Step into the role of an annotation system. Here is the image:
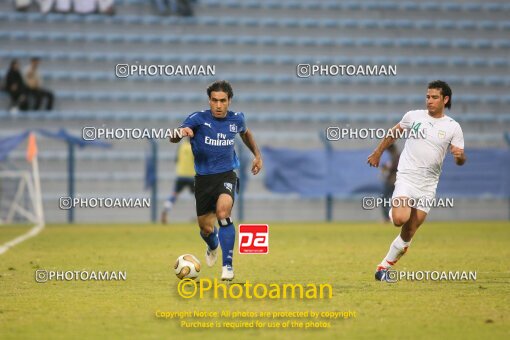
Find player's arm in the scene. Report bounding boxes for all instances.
[367,123,404,168]
[170,127,194,143]
[450,145,466,166]
[240,128,263,175]
[450,124,466,166]
[171,113,199,143]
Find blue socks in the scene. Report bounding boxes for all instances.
[200,221,235,267]
[200,226,219,250]
[218,222,235,267]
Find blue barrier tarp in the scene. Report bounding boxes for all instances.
[0,129,111,161]
[263,147,510,198]
[0,131,30,162]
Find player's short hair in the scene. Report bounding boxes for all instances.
[428,80,452,109]
[207,80,234,99]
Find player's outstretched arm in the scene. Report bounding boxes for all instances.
[170,127,194,143]
[450,145,466,166]
[240,128,263,175]
[367,123,403,167]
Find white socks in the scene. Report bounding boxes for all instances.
[164,200,173,211]
[380,235,411,268]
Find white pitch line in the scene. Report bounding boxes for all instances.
[0,222,45,255]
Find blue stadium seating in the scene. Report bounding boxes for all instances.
[2,0,509,222]
[2,50,509,69]
[2,12,509,31]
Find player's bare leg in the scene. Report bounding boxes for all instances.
[400,208,427,242]
[376,197,411,280]
[197,212,216,234]
[216,193,235,280]
[380,197,412,268]
[161,191,178,224]
[389,196,412,227]
[376,206,428,281]
[216,193,233,221]
[197,212,219,267]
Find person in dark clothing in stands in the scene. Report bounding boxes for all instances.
[153,0,194,16]
[5,59,29,114]
[381,144,400,222]
[25,57,54,111]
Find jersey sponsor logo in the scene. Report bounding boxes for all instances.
[204,136,234,146]
[229,124,238,133]
[239,224,269,254]
[224,182,233,192]
[438,130,446,139]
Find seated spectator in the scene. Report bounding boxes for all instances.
[16,0,115,14]
[73,0,96,14]
[153,0,194,16]
[153,0,173,15]
[14,0,32,11]
[15,0,57,14]
[55,0,72,13]
[24,57,54,111]
[97,0,115,15]
[74,0,115,15]
[5,59,29,114]
[37,0,55,13]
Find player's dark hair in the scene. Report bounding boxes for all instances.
[428,80,452,109]
[207,80,234,99]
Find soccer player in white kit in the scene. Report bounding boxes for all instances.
[367,80,466,281]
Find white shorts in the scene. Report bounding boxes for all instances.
[391,178,436,214]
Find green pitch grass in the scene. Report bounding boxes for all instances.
[0,221,509,339]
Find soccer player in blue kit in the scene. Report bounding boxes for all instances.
[170,80,263,280]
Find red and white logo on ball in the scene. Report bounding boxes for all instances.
[239,224,269,254]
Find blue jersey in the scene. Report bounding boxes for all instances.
[180,109,247,175]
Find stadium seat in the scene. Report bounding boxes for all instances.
[5,0,510,229]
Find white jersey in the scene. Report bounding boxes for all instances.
[396,109,464,190]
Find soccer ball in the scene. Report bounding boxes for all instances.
[174,254,201,280]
